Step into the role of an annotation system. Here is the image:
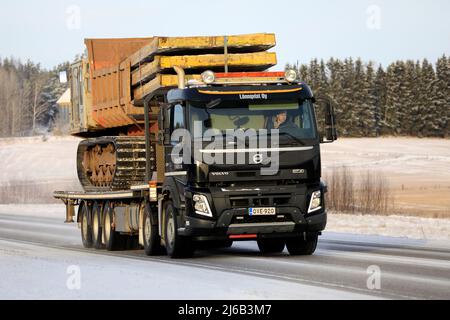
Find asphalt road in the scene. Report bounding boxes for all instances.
[0,212,449,300]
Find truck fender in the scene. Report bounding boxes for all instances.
[161,177,184,209]
[159,178,185,238]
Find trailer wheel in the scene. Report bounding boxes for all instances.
[257,239,286,254]
[164,201,194,259]
[91,201,103,249]
[286,235,318,256]
[143,202,164,256]
[79,201,93,248]
[103,202,123,251]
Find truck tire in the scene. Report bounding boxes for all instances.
[286,235,318,256]
[91,201,104,249]
[257,239,285,254]
[79,201,93,248]
[142,202,164,256]
[103,202,123,251]
[164,201,194,259]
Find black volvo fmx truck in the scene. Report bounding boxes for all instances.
[55,69,337,258]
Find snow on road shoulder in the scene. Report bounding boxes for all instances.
[327,212,450,241]
[0,204,65,219]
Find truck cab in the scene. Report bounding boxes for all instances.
[154,70,337,257]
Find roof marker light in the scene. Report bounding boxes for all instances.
[285,69,298,83]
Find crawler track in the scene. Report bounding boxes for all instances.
[77,136,155,192]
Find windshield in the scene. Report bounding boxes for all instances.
[188,99,318,143]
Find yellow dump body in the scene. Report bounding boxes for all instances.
[70,33,277,136]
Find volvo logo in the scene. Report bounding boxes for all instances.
[211,172,230,176]
[253,154,264,164]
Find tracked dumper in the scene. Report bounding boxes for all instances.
[55,33,337,258]
[77,137,154,191]
[70,34,277,191]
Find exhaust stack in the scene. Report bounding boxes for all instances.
[173,66,186,89]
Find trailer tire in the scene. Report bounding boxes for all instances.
[164,201,194,259]
[257,238,286,254]
[103,202,123,251]
[143,202,164,256]
[91,201,103,249]
[286,235,318,256]
[80,201,93,248]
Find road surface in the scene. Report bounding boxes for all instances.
[0,211,449,300]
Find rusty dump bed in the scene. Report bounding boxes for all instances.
[76,33,277,136]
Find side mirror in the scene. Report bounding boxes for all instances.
[59,71,68,84]
[322,101,338,143]
[325,127,338,141]
[158,104,171,146]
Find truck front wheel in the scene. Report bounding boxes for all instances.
[286,235,318,256]
[164,201,194,259]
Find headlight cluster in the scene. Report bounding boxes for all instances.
[308,190,322,213]
[193,194,213,217]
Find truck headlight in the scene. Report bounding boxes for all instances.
[193,194,213,217]
[308,191,322,213]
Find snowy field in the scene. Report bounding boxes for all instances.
[321,137,450,218]
[0,136,449,240]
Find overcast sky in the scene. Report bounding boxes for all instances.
[0,0,449,69]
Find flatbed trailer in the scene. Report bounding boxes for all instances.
[55,181,162,252]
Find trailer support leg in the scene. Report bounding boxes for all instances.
[64,200,76,223]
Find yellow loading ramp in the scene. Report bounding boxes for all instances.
[128,33,276,68]
[131,52,277,87]
[132,52,278,101]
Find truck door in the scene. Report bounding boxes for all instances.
[164,104,188,180]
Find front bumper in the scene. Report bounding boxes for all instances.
[178,209,327,241]
[179,183,327,241]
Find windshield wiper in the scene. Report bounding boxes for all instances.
[206,99,222,109]
[277,132,306,146]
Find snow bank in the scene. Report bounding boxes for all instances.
[1,205,449,241]
[327,212,450,241]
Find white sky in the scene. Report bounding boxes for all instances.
[0,0,449,69]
